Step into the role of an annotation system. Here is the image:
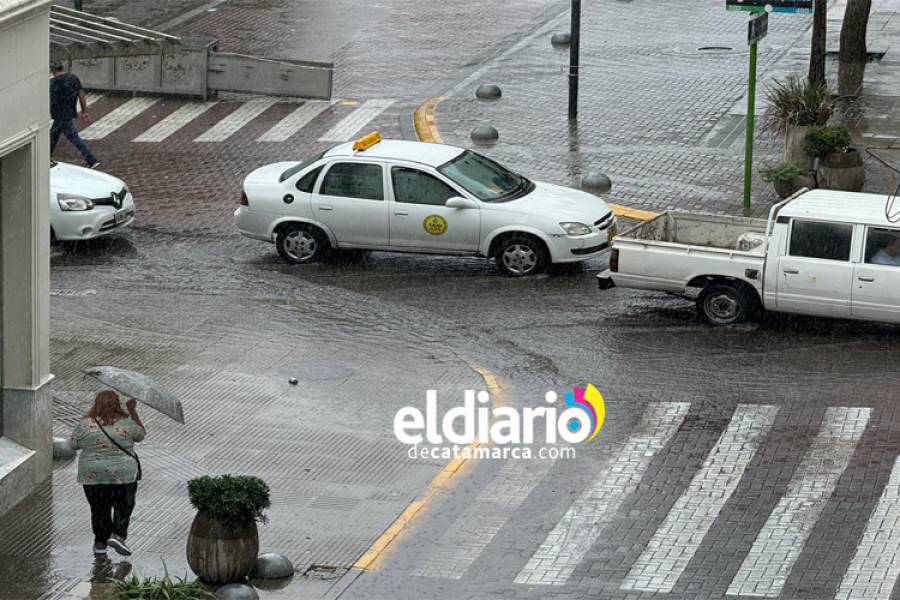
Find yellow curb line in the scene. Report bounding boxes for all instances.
[412,97,658,222]
[352,360,508,571]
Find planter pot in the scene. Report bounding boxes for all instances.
[784,125,813,168]
[772,173,816,200]
[816,148,865,192]
[187,512,259,584]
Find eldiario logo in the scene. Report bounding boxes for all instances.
[394,384,605,459]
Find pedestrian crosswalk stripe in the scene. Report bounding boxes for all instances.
[620,404,779,594]
[835,455,900,600]
[134,102,217,143]
[727,407,871,598]
[85,93,104,106]
[514,402,691,586]
[413,457,556,579]
[80,97,159,140]
[257,101,332,142]
[318,98,395,142]
[194,98,279,143]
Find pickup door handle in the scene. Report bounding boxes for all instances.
[783,268,800,275]
[318,205,333,211]
[394,211,409,216]
[858,276,875,282]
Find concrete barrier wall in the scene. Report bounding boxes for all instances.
[207,52,333,99]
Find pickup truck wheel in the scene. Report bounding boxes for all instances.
[276,223,328,265]
[494,236,549,277]
[697,284,751,326]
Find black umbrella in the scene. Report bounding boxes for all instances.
[82,366,184,423]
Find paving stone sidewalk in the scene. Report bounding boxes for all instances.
[432,0,900,218]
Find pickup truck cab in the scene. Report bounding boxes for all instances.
[597,189,900,326]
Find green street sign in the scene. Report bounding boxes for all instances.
[726,0,812,13]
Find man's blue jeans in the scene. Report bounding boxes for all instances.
[50,118,97,166]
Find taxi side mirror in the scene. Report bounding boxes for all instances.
[445,197,477,209]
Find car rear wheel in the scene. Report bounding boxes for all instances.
[276,223,328,265]
[696,283,756,326]
[494,235,549,277]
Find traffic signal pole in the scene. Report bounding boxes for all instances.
[568,0,581,120]
[743,38,758,212]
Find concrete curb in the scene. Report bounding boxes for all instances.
[411,97,658,221]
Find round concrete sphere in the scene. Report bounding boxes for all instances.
[52,437,75,461]
[217,583,259,600]
[551,32,572,46]
[470,124,499,144]
[251,553,295,579]
[475,84,502,100]
[581,172,613,195]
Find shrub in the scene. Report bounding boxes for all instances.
[112,563,216,600]
[764,76,833,133]
[188,475,271,527]
[803,125,852,158]
[760,161,812,184]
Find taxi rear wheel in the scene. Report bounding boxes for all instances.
[276,223,328,265]
[494,235,549,277]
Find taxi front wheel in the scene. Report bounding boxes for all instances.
[276,223,328,265]
[494,235,549,277]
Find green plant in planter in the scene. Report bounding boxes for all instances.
[111,562,217,600]
[763,76,833,133]
[760,161,812,184]
[188,475,271,527]
[803,125,852,158]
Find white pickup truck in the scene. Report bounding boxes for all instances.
[597,189,900,325]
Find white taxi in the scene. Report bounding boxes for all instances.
[234,133,616,276]
[51,161,135,241]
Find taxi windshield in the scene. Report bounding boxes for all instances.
[438,150,533,202]
[279,151,326,182]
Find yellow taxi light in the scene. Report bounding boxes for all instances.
[353,131,381,151]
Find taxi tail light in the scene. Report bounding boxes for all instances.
[239,191,249,206]
[609,248,619,272]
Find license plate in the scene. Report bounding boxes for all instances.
[114,210,130,224]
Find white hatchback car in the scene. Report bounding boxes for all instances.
[234,133,616,276]
[50,161,135,241]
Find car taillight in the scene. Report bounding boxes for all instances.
[609,248,619,272]
[239,191,249,206]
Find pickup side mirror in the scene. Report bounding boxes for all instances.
[445,197,477,209]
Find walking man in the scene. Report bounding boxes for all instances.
[50,61,100,169]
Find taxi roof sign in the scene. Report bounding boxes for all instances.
[353,132,382,151]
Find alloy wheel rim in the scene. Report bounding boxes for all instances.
[502,244,537,275]
[283,231,317,261]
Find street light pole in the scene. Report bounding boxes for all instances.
[568,0,581,120]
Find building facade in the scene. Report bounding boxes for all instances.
[0,0,52,516]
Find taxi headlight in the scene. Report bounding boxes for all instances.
[58,194,94,211]
[560,222,592,236]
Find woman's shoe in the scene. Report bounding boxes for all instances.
[107,534,132,556]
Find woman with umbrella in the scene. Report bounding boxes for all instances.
[70,389,145,556]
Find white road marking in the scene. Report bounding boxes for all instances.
[85,93,104,106]
[134,102,217,143]
[257,101,332,142]
[727,407,871,598]
[193,98,278,142]
[80,97,158,140]
[835,455,900,600]
[620,404,779,594]
[318,99,395,142]
[413,457,555,579]
[514,402,691,586]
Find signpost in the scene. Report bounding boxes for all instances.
[568,0,581,120]
[742,11,768,212]
[726,0,812,13]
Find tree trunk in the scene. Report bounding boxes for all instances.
[838,0,872,96]
[809,0,827,86]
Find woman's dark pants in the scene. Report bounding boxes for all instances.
[83,482,138,545]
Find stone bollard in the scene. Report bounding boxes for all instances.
[250,553,294,579]
[470,124,499,144]
[551,32,572,46]
[217,583,259,600]
[475,84,502,100]
[52,436,75,461]
[581,172,613,195]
